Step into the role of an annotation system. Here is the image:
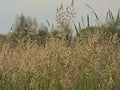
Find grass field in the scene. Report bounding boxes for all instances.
[0,0,120,90]
[0,28,120,90]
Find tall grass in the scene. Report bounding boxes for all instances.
[0,0,120,90]
[0,28,120,90]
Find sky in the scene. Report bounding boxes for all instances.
[0,0,120,34]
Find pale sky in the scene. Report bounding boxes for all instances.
[0,0,120,34]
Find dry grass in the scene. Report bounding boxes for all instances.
[0,28,120,90]
[0,1,120,90]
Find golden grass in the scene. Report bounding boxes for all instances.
[0,28,120,90]
[0,0,120,89]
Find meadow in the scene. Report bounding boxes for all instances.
[0,0,120,90]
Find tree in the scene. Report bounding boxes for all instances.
[7,14,38,43]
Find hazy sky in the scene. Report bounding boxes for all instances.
[0,0,120,34]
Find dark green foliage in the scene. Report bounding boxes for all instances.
[0,34,7,42]
[37,29,47,46]
[7,15,48,46]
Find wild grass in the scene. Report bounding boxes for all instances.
[0,28,120,90]
[0,0,120,90]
